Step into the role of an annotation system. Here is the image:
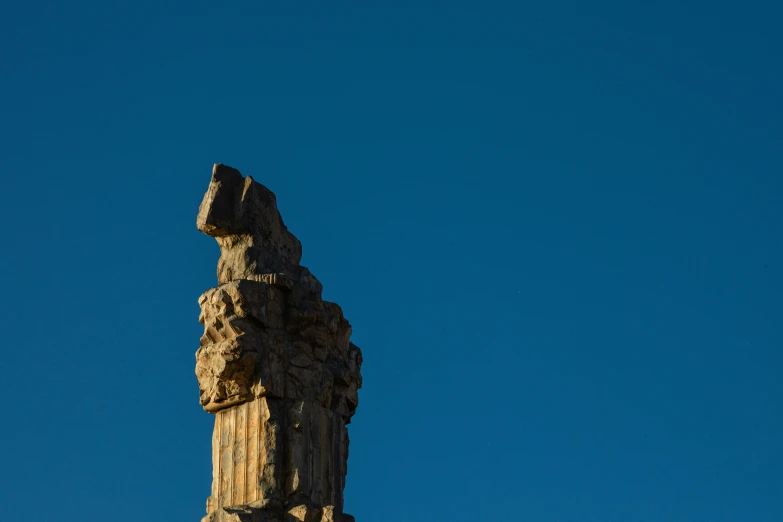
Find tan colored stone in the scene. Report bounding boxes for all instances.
[196,165,361,521]
[197,164,303,284]
[195,278,362,418]
[205,397,349,514]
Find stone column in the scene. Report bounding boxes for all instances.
[195,164,362,522]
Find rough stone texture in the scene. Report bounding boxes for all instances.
[202,504,355,522]
[195,279,361,420]
[206,398,349,514]
[196,164,362,522]
[196,163,303,285]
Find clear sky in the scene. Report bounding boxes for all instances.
[1,1,781,521]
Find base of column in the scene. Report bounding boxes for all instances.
[202,503,355,522]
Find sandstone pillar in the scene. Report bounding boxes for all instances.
[195,164,362,522]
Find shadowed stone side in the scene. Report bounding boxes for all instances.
[196,164,362,522]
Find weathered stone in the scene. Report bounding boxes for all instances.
[204,397,349,514]
[196,164,362,521]
[195,279,362,419]
[197,164,303,284]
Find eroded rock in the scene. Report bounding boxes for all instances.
[196,164,362,521]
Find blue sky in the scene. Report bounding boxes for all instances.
[1,1,781,521]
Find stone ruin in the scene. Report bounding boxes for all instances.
[194,164,363,522]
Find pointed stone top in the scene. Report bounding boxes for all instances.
[197,164,303,282]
